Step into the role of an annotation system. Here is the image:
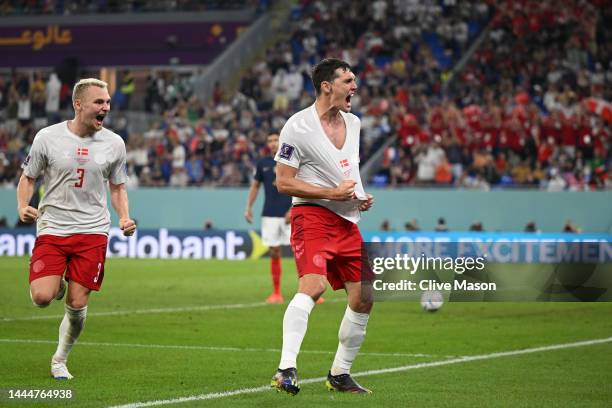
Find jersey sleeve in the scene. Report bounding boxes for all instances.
[21,132,47,178]
[109,141,128,185]
[274,121,301,169]
[253,160,263,182]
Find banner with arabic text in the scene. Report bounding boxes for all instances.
[0,22,247,68]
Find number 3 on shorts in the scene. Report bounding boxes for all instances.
[75,168,85,188]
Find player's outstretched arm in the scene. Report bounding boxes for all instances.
[244,181,260,223]
[16,173,38,223]
[276,163,356,201]
[109,182,136,236]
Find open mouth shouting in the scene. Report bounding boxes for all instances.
[95,114,106,127]
[345,93,354,110]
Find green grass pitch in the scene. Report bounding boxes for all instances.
[0,257,611,407]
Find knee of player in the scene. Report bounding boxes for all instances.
[348,299,373,314]
[301,282,326,300]
[30,289,53,308]
[270,247,282,258]
[66,298,88,309]
[312,282,327,300]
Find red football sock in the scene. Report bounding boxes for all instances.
[271,257,282,294]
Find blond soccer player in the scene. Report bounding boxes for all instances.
[17,78,136,379]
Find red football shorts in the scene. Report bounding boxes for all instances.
[290,205,369,291]
[29,234,108,291]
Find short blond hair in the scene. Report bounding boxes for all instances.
[72,78,108,104]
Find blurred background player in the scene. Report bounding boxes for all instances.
[244,133,292,304]
[271,58,375,395]
[16,78,136,380]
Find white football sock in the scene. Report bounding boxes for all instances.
[330,306,370,376]
[278,293,315,370]
[52,304,87,362]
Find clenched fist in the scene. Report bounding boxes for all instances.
[358,193,374,211]
[120,218,137,237]
[18,206,38,223]
[332,180,357,201]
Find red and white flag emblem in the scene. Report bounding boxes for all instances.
[77,147,89,156]
[340,159,350,168]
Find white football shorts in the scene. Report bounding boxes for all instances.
[261,216,291,247]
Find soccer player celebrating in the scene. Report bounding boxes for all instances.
[271,58,374,395]
[244,133,292,304]
[17,78,136,380]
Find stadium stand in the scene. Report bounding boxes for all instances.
[0,0,610,190]
[377,0,612,189]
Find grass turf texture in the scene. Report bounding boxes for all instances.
[0,257,611,407]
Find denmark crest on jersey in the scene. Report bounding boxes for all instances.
[76,147,89,165]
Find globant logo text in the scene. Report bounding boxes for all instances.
[107,228,247,259]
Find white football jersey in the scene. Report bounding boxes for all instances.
[22,121,127,236]
[275,104,366,223]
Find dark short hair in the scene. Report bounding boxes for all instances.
[311,58,352,95]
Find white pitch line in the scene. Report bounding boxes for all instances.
[0,302,268,322]
[0,338,443,358]
[1,299,348,322]
[107,336,612,408]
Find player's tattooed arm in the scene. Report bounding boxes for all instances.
[109,182,136,236]
[16,173,38,223]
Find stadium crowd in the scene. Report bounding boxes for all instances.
[0,0,610,190]
[377,0,612,190]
